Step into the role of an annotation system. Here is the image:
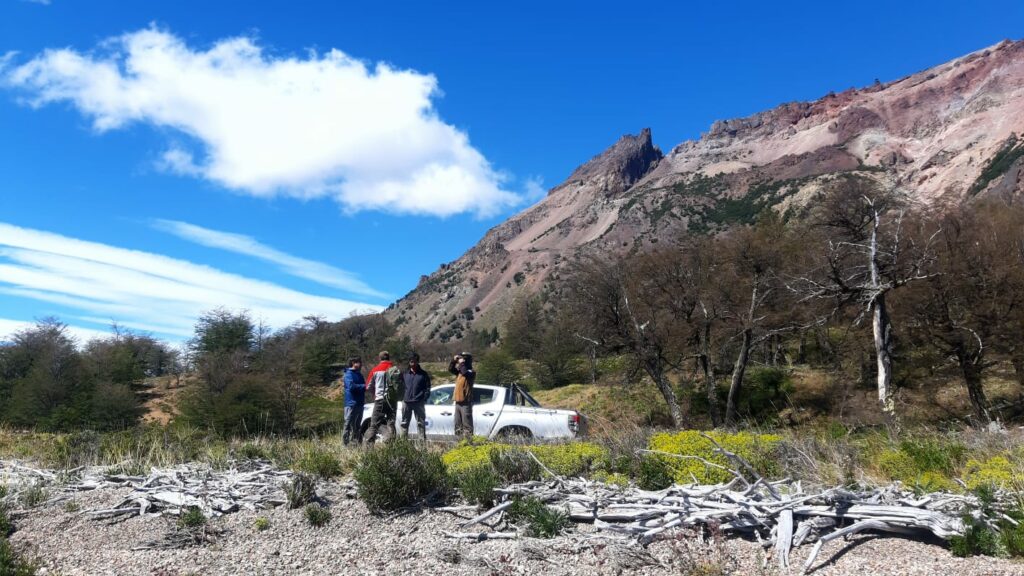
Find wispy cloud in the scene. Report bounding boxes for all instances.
[3,27,525,218]
[20,0,52,5]
[0,318,112,344]
[0,222,382,342]
[152,219,388,300]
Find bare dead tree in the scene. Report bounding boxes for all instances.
[792,176,938,423]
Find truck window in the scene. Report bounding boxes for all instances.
[428,386,454,405]
[472,388,495,404]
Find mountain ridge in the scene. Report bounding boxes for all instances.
[387,39,1024,343]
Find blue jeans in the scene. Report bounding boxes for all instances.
[343,404,364,445]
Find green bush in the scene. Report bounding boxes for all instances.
[647,431,781,484]
[18,484,46,509]
[177,506,207,530]
[0,503,12,539]
[253,516,271,532]
[354,439,450,512]
[737,367,794,422]
[950,519,1003,558]
[0,537,36,576]
[286,473,317,509]
[443,441,608,478]
[636,456,673,491]
[296,448,343,479]
[304,503,332,527]
[238,443,269,461]
[489,448,540,483]
[963,456,1024,491]
[506,497,569,538]
[455,465,499,508]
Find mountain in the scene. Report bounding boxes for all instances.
[386,39,1024,343]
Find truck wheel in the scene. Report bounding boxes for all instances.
[496,426,533,441]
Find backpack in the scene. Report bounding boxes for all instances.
[385,365,404,406]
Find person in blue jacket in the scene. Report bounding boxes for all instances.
[342,357,365,445]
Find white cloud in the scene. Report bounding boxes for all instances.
[152,219,388,299]
[4,27,523,217]
[0,222,382,342]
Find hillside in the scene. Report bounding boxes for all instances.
[387,39,1024,343]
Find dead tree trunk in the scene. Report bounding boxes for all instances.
[699,321,719,427]
[726,279,760,426]
[726,327,753,426]
[644,357,686,428]
[868,204,897,421]
[955,346,991,424]
[872,293,896,419]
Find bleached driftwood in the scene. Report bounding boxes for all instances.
[0,459,293,520]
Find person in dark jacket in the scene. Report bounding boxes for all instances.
[400,352,431,441]
[449,352,476,441]
[341,357,365,446]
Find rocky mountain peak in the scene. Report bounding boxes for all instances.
[554,128,663,196]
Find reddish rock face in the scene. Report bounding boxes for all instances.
[388,39,1024,343]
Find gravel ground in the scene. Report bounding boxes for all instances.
[9,481,1024,576]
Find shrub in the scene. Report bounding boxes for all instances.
[647,431,781,484]
[443,441,608,478]
[455,465,499,508]
[950,519,1003,558]
[238,443,268,461]
[489,448,540,483]
[0,537,36,576]
[636,456,673,491]
[354,439,450,512]
[177,506,207,530]
[253,517,271,532]
[506,497,569,538]
[286,473,317,509]
[591,470,629,488]
[297,448,343,479]
[963,456,1024,491]
[304,503,332,527]
[18,484,46,509]
[0,503,11,539]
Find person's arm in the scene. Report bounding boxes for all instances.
[352,372,365,392]
[448,360,459,375]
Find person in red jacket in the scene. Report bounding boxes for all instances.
[363,351,397,445]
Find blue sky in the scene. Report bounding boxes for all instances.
[1,0,1022,344]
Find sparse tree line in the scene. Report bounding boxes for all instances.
[2,175,1023,434]
[521,175,1024,428]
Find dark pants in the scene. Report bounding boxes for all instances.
[400,401,427,440]
[363,400,396,446]
[342,403,364,445]
[454,402,473,440]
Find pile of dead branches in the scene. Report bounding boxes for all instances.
[444,436,1007,574]
[29,460,296,520]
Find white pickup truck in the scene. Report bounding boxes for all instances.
[360,384,586,440]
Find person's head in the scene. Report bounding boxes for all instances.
[460,352,473,369]
[348,357,362,370]
[408,352,420,370]
[379,351,390,361]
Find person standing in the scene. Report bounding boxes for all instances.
[363,351,398,446]
[401,352,431,441]
[341,357,365,446]
[449,352,476,441]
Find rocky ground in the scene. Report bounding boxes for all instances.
[9,480,1024,576]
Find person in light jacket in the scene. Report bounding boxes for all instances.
[341,357,365,446]
[400,352,431,441]
[363,351,398,446]
[448,352,475,441]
